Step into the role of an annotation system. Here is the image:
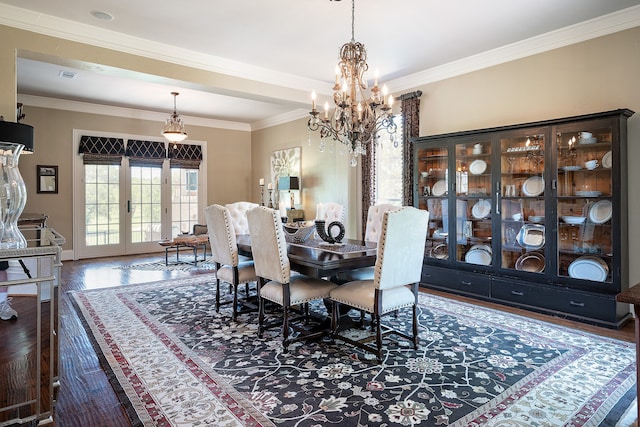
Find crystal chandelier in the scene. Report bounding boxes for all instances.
[161,92,188,142]
[308,0,397,167]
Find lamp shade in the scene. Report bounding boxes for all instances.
[0,121,34,153]
[278,176,300,191]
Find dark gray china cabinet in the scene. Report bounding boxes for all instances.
[413,109,634,328]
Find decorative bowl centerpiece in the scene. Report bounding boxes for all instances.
[282,221,315,243]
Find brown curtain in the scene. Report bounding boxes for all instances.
[78,135,125,165]
[360,139,377,237]
[400,90,422,207]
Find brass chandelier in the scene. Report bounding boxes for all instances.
[308,0,397,167]
[161,92,188,142]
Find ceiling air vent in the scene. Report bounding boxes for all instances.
[59,70,77,79]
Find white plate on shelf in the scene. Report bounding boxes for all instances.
[602,151,612,169]
[465,245,492,265]
[430,243,448,259]
[471,199,491,219]
[588,200,612,224]
[522,176,545,197]
[469,159,487,175]
[568,256,608,281]
[432,180,447,196]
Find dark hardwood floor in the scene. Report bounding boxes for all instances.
[0,253,635,426]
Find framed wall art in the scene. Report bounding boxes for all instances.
[37,165,58,194]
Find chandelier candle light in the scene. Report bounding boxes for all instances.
[162,92,188,142]
[308,0,397,166]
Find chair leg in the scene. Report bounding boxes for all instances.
[412,304,419,349]
[331,301,340,339]
[215,277,221,313]
[232,283,238,321]
[282,306,290,353]
[374,312,383,363]
[257,281,265,338]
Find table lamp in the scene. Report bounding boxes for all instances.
[278,176,299,210]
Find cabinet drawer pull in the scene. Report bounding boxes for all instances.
[461,280,472,286]
[569,301,585,307]
[511,290,524,296]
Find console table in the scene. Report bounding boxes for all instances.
[158,235,208,266]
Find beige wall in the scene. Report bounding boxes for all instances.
[18,106,251,251]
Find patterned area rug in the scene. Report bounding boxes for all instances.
[71,277,637,426]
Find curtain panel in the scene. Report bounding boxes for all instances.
[78,135,125,165]
[168,143,203,170]
[126,139,166,167]
[400,91,422,207]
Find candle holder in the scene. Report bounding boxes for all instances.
[268,189,274,208]
[260,184,265,206]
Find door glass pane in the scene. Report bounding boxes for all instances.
[557,122,613,282]
[417,145,449,260]
[500,133,545,272]
[455,141,492,265]
[130,166,162,243]
[84,164,120,246]
[171,168,200,238]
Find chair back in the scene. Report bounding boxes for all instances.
[247,206,290,284]
[375,207,429,290]
[225,201,259,235]
[204,204,238,266]
[364,203,401,243]
[315,202,344,223]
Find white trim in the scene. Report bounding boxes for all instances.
[18,94,251,132]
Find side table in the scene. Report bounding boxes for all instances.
[158,235,209,266]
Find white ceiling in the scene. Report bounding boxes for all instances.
[2,0,640,129]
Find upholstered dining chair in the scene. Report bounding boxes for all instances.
[329,206,429,363]
[336,203,402,283]
[205,204,258,321]
[247,206,338,352]
[225,201,259,235]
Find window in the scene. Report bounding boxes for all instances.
[375,115,404,205]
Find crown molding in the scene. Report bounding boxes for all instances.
[18,94,251,132]
[251,109,309,131]
[0,3,320,93]
[389,5,640,92]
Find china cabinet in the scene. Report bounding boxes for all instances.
[414,109,633,328]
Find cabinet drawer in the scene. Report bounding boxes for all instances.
[422,265,490,297]
[492,279,619,324]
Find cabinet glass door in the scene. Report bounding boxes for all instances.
[454,140,492,265]
[500,132,546,272]
[416,145,449,260]
[556,121,613,283]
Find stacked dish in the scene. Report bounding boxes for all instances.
[575,190,602,197]
[529,215,544,223]
[568,256,609,281]
[515,252,545,273]
[578,136,597,144]
[465,244,492,265]
[562,165,582,171]
[430,243,448,259]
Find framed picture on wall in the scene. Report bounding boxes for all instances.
[37,165,58,194]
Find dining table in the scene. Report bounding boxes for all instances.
[235,235,377,279]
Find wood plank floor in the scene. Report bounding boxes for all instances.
[0,253,635,426]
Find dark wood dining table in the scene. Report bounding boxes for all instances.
[236,235,377,279]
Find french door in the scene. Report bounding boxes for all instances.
[73,132,205,259]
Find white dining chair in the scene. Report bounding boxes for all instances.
[205,204,258,320]
[225,201,259,235]
[247,206,338,352]
[329,206,429,363]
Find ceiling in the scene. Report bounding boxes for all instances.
[2,0,640,130]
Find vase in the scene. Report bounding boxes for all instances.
[0,143,27,249]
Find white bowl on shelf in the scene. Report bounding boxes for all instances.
[561,216,586,225]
